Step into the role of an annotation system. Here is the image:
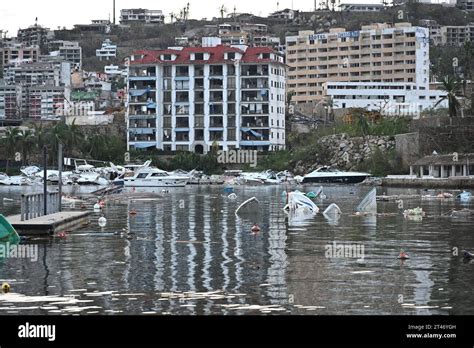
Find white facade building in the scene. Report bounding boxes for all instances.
[325,82,447,116]
[126,45,286,153]
[120,9,165,24]
[287,23,447,116]
[96,39,117,61]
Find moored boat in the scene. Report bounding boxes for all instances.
[302,166,371,184]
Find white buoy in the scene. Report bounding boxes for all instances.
[98,216,107,227]
[94,203,101,211]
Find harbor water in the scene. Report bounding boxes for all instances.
[0,185,473,315]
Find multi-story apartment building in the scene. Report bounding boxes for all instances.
[96,39,117,61]
[440,23,474,46]
[49,41,82,69]
[457,0,474,10]
[0,85,20,119]
[419,19,442,46]
[27,86,65,119]
[120,9,165,25]
[1,61,70,119]
[17,25,50,48]
[126,44,286,153]
[286,23,447,116]
[1,44,40,66]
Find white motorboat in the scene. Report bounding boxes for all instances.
[0,173,31,186]
[302,166,371,184]
[115,167,189,187]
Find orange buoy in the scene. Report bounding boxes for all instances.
[57,231,67,239]
[251,224,261,233]
[398,250,409,260]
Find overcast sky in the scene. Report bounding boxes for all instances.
[0,0,378,35]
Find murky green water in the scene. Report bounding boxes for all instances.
[0,185,473,315]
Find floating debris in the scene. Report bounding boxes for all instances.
[351,271,374,274]
[458,191,472,202]
[404,207,425,216]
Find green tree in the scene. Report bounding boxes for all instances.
[32,123,49,153]
[435,76,461,118]
[18,129,35,166]
[3,127,21,173]
[64,119,84,157]
[463,42,474,115]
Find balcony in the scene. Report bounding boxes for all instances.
[242,116,269,128]
[242,78,269,89]
[129,120,156,128]
[241,65,269,77]
[242,90,269,102]
[241,103,269,115]
[209,117,224,128]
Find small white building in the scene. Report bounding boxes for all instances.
[325,82,447,117]
[120,9,165,24]
[96,39,117,61]
[269,9,296,21]
[339,3,385,11]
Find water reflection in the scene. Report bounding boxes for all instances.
[0,185,472,315]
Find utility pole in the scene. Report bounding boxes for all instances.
[58,144,63,212]
[43,146,48,215]
[113,0,116,25]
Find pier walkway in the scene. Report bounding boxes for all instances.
[6,211,91,236]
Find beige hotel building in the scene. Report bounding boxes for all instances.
[285,23,447,115]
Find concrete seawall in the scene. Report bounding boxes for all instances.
[382,177,474,189]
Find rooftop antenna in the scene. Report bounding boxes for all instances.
[35,17,38,27]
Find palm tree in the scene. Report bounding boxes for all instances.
[32,123,48,153]
[3,127,20,174]
[64,119,83,157]
[435,76,461,118]
[463,42,474,115]
[219,5,227,20]
[48,122,68,165]
[19,129,35,166]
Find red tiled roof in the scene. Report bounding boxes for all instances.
[130,45,282,66]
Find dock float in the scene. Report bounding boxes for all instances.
[6,211,91,236]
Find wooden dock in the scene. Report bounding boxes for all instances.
[6,211,91,236]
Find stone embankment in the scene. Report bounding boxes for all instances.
[294,133,395,174]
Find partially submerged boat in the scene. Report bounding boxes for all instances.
[235,197,260,217]
[0,215,20,244]
[302,166,371,184]
[0,173,31,186]
[356,188,377,215]
[284,191,319,214]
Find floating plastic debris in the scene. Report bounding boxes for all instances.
[228,193,237,200]
[403,207,425,217]
[98,216,107,227]
[458,191,472,202]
